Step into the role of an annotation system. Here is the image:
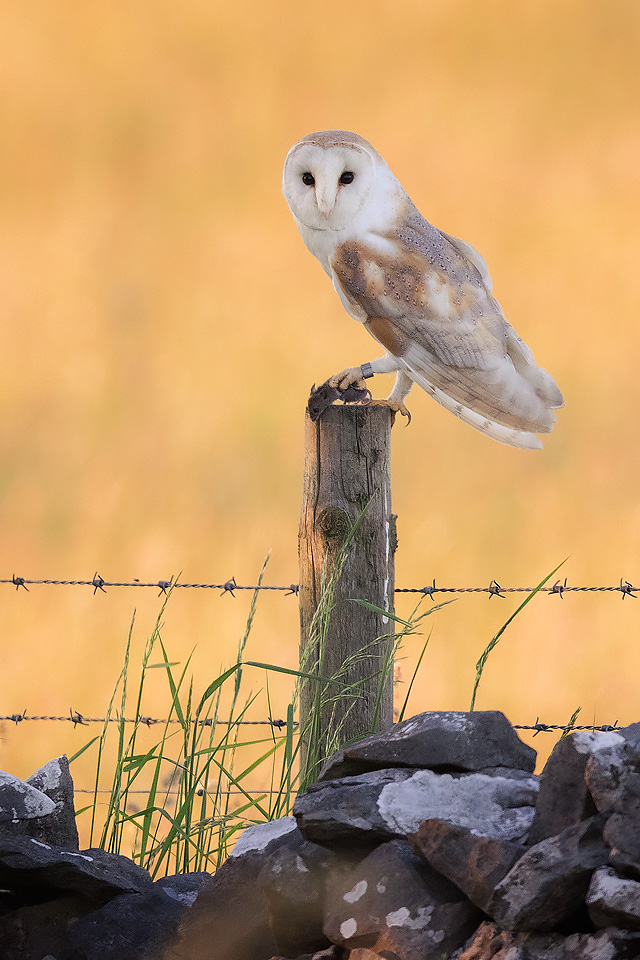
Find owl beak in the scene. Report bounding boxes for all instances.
[315,186,336,218]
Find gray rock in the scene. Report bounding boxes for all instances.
[0,769,56,822]
[318,711,536,780]
[165,817,309,960]
[295,769,412,845]
[229,816,298,857]
[295,767,537,847]
[584,734,640,816]
[14,755,80,850]
[587,865,640,930]
[156,872,213,908]
[584,740,631,813]
[528,732,606,844]
[258,824,358,957]
[604,786,640,879]
[487,813,610,931]
[456,919,640,959]
[0,835,152,905]
[323,839,479,959]
[348,951,384,960]
[267,950,340,960]
[0,894,88,960]
[66,876,213,960]
[412,818,525,910]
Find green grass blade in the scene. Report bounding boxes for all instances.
[469,560,567,710]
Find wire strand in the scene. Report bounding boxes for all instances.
[1,575,637,598]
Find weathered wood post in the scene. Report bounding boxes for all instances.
[298,404,396,779]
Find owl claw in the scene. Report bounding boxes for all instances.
[368,398,412,426]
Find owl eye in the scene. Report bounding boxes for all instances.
[301,172,315,186]
[339,171,355,185]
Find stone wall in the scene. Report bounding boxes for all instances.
[3,712,640,959]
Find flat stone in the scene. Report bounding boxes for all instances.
[457,920,640,960]
[0,769,56,822]
[230,816,298,857]
[295,768,537,847]
[318,711,536,780]
[412,818,525,910]
[323,839,479,959]
[487,813,609,931]
[528,732,610,844]
[294,769,412,846]
[0,835,152,905]
[375,769,537,842]
[587,865,640,930]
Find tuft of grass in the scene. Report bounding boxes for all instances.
[73,532,452,869]
[72,558,311,876]
[561,705,582,737]
[296,500,455,788]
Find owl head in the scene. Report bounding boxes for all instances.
[283,130,396,233]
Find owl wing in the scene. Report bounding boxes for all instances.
[330,212,563,447]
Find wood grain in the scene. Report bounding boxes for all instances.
[298,404,396,776]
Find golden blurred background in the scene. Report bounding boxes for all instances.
[1,0,640,823]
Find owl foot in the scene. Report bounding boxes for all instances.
[307,378,372,422]
[368,398,412,426]
[328,367,367,391]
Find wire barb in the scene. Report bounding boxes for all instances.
[422,579,437,601]
[620,578,636,599]
[12,575,28,591]
[92,573,106,594]
[488,579,504,599]
[551,578,567,599]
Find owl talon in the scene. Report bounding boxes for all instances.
[369,398,412,426]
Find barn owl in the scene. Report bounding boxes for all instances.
[282,130,563,449]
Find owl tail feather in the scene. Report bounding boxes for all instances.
[435,386,544,449]
[406,366,545,449]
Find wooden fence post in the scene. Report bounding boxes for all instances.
[298,404,396,779]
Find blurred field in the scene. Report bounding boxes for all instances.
[1,0,640,830]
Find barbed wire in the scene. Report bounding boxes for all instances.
[74,788,279,797]
[513,721,620,736]
[0,710,622,736]
[0,573,637,599]
[0,574,299,596]
[0,709,289,729]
